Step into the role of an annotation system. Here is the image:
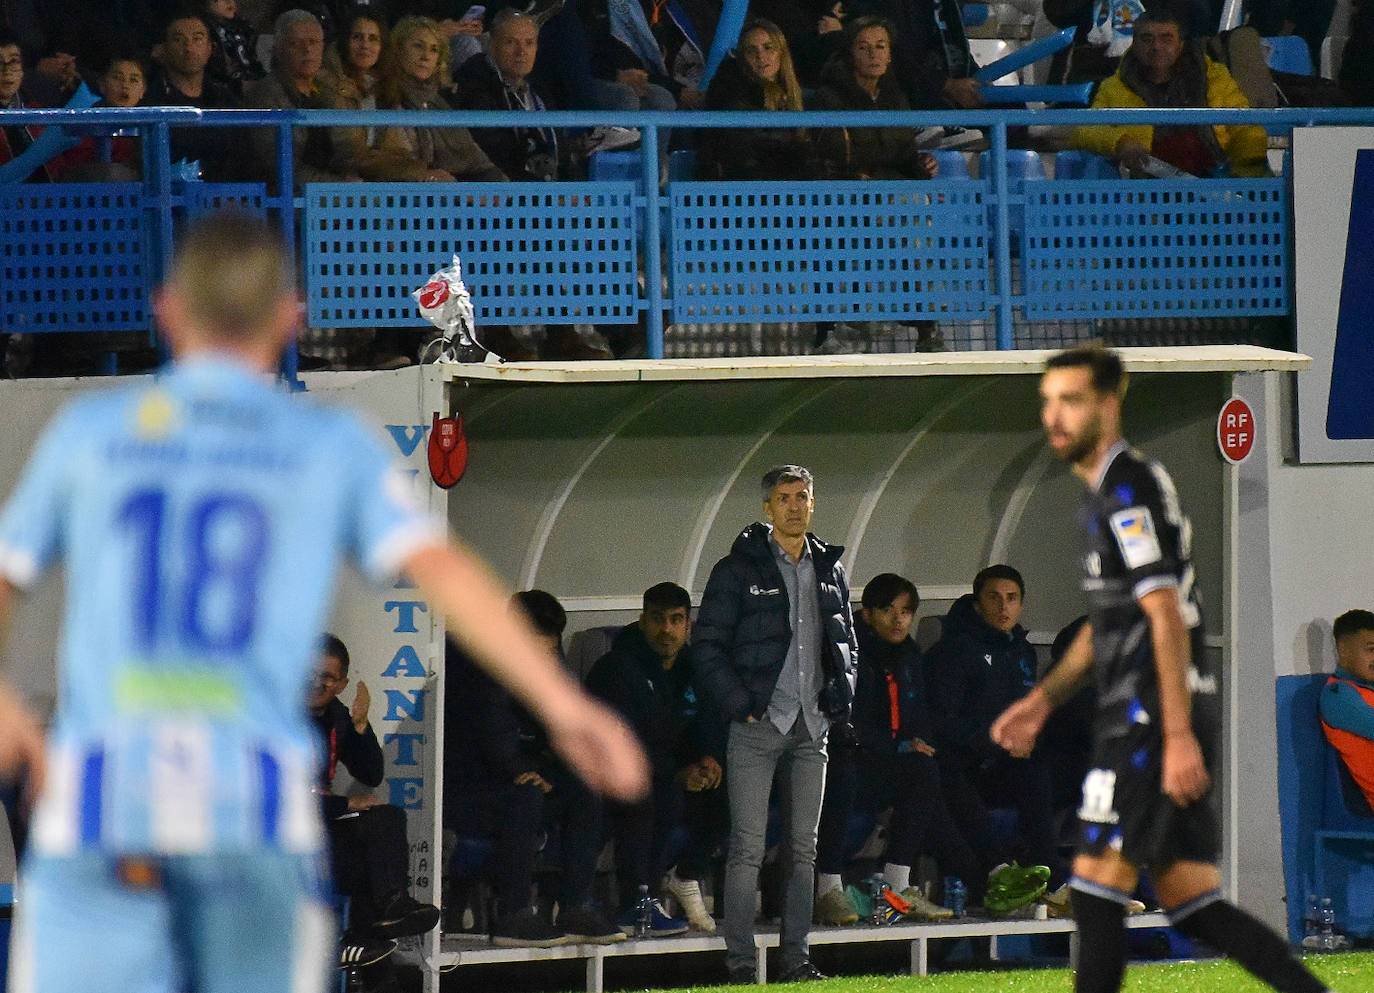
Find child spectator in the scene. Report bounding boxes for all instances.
[204,0,267,94]
[55,54,147,182]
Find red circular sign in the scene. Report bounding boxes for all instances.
[417,281,449,310]
[1217,396,1256,464]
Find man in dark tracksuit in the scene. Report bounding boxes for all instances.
[693,465,857,985]
[587,582,728,933]
[926,565,1067,888]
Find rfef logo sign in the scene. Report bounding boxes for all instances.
[1218,396,1256,464]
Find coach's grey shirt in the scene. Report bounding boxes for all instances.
[766,532,827,740]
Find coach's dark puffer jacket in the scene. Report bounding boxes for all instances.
[692,523,857,725]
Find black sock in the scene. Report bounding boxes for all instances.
[1072,887,1127,993]
[1171,898,1328,993]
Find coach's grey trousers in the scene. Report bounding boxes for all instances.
[722,716,828,974]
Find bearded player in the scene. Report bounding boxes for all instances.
[992,345,1331,993]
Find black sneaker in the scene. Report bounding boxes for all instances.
[556,906,626,944]
[490,907,575,948]
[339,935,397,969]
[370,893,442,938]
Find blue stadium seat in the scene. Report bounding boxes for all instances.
[979,148,1047,183]
[1263,35,1315,76]
[962,3,991,27]
[979,149,1046,247]
[668,148,697,183]
[1053,149,1117,180]
[929,149,972,180]
[588,149,642,186]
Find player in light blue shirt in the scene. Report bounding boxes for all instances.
[0,212,648,993]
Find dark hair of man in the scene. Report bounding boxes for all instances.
[0,29,22,52]
[1134,6,1188,39]
[164,7,213,38]
[643,581,691,614]
[1045,343,1128,396]
[1333,608,1374,642]
[861,572,919,611]
[761,463,813,496]
[973,563,1025,599]
[516,589,567,637]
[320,632,350,675]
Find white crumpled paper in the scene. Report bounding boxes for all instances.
[413,256,479,363]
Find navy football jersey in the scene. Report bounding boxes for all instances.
[1079,441,1215,741]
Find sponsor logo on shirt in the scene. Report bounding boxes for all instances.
[1109,506,1162,569]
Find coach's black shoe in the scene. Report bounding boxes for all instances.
[370,892,442,938]
[778,960,827,982]
[339,934,397,969]
[727,965,757,985]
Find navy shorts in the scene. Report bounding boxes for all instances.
[1073,720,1220,871]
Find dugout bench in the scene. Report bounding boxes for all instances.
[435,911,1172,990]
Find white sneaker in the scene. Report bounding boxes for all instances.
[662,868,715,932]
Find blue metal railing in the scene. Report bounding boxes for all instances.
[2,105,1372,361]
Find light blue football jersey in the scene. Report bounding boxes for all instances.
[0,357,440,855]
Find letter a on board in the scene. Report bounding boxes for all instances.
[1327,149,1374,439]
[428,411,468,488]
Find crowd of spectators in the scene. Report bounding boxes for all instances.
[0,0,1365,371]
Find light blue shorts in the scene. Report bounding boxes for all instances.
[9,849,335,993]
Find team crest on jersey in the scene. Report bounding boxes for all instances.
[1109,507,1161,569]
[134,390,178,438]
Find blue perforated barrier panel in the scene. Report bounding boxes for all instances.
[667,181,990,324]
[302,182,641,327]
[1020,179,1288,318]
[182,182,269,217]
[0,183,148,333]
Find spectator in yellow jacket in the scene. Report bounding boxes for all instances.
[1072,7,1269,178]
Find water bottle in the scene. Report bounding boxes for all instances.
[944,876,967,918]
[868,875,886,926]
[1319,897,1337,951]
[635,883,653,938]
[1301,894,1322,950]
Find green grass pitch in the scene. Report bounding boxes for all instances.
[658,951,1374,992]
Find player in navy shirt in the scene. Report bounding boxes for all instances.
[993,346,1328,993]
[0,211,647,993]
